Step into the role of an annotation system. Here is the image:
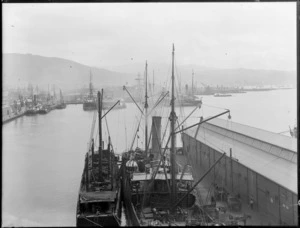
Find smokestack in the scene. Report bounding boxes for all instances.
[151,116,162,160]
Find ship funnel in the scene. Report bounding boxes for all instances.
[151,116,162,160]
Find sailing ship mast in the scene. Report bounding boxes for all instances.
[89,70,93,99]
[192,69,194,96]
[153,70,155,94]
[98,90,103,181]
[60,89,63,103]
[47,84,50,103]
[145,61,149,157]
[170,44,177,212]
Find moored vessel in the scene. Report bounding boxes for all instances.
[76,90,122,226]
[56,89,67,109]
[38,105,50,114]
[83,71,97,111]
[121,45,204,226]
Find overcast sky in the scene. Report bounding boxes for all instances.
[3,2,296,71]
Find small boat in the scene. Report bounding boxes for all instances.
[214,93,232,97]
[83,70,97,111]
[76,90,122,227]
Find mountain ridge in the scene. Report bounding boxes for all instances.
[3,53,134,90]
[3,53,296,89]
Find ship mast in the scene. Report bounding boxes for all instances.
[152,70,155,93]
[60,89,63,103]
[47,84,50,103]
[145,61,149,157]
[192,69,194,96]
[98,90,103,181]
[89,70,93,99]
[170,44,177,212]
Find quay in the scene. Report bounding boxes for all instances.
[2,105,26,125]
[2,109,26,124]
[181,118,297,226]
[65,101,83,105]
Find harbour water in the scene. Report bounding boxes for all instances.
[2,89,297,226]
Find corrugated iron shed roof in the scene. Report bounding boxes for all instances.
[186,119,297,194]
[206,118,297,152]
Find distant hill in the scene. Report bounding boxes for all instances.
[179,66,296,87]
[106,63,296,87]
[3,53,296,90]
[2,53,134,90]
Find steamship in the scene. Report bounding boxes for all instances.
[83,71,97,111]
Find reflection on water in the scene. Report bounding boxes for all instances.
[2,89,296,226]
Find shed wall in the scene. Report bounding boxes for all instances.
[183,133,297,226]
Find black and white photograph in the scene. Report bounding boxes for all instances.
[2,2,298,226]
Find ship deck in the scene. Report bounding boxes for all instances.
[80,190,117,203]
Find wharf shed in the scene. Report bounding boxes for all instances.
[182,118,297,226]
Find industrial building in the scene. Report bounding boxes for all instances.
[182,118,297,226]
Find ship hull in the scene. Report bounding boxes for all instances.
[121,163,141,226]
[76,186,122,227]
[38,109,50,114]
[76,214,119,227]
[56,103,67,109]
[25,109,38,115]
[76,150,122,227]
[83,102,97,111]
[120,158,196,226]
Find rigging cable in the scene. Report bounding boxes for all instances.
[124,108,128,151]
[202,103,229,111]
[88,109,97,151]
[104,114,111,145]
[130,109,144,151]
[81,216,103,227]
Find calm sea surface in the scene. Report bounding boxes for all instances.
[2,89,297,226]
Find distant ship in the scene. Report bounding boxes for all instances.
[56,89,67,109]
[214,93,232,97]
[83,70,97,111]
[178,70,201,106]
